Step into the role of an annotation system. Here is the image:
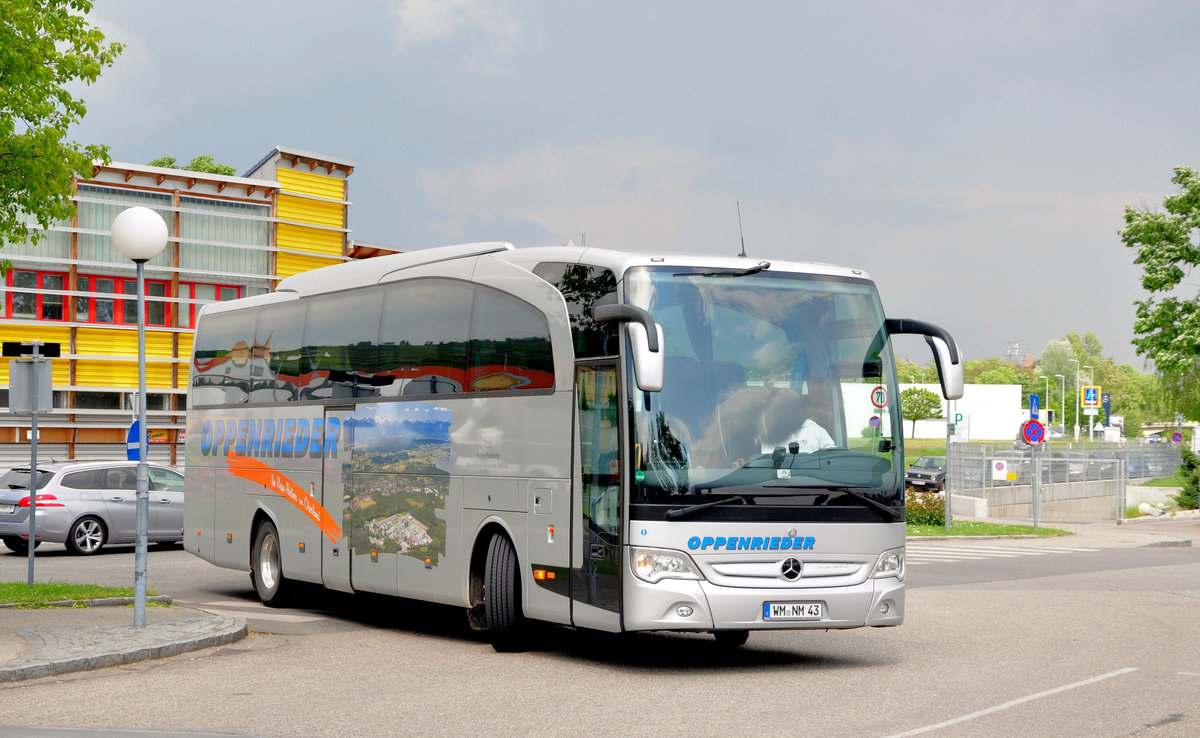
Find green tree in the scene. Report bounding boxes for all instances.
[899,387,943,439]
[1121,166,1200,420]
[148,154,237,176]
[1170,446,1198,510]
[0,0,123,273]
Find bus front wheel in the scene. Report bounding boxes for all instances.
[251,520,293,607]
[484,533,527,652]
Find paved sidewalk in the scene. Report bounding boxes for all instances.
[0,600,246,683]
[0,519,1190,683]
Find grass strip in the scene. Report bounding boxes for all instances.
[0,581,146,607]
[907,520,1071,537]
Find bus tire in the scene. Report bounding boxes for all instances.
[251,520,293,607]
[484,533,526,652]
[714,630,749,647]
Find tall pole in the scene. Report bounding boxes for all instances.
[27,342,40,586]
[1055,374,1065,437]
[1075,360,1084,441]
[1083,365,1094,442]
[111,206,167,629]
[133,259,149,627]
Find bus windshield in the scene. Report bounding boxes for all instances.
[625,265,903,522]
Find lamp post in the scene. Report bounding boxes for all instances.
[1083,365,1094,442]
[110,206,168,628]
[1068,359,1079,442]
[1055,374,1065,437]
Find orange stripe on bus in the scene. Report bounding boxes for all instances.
[226,453,342,543]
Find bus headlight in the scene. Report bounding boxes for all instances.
[870,548,905,581]
[632,547,703,583]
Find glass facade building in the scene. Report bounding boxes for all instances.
[0,147,364,467]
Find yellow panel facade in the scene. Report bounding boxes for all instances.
[277,194,344,228]
[76,328,135,357]
[0,325,71,384]
[73,328,177,359]
[275,251,341,279]
[277,222,342,257]
[75,360,174,388]
[0,357,70,385]
[276,168,346,200]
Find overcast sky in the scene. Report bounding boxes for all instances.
[72,1,1200,369]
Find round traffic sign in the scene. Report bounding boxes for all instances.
[1022,419,1046,445]
[869,415,881,428]
[870,385,887,409]
[1171,432,1184,444]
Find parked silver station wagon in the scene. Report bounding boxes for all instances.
[0,461,185,555]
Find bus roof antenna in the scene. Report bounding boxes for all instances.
[736,201,747,258]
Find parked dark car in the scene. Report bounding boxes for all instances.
[905,456,946,492]
[0,461,184,555]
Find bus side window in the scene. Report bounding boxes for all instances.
[253,302,305,403]
[468,287,554,391]
[379,279,472,396]
[192,307,256,406]
[301,288,385,400]
[532,262,617,359]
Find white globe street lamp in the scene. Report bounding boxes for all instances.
[110,206,168,628]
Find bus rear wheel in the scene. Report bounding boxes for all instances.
[483,533,527,652]
[251,520,294,607]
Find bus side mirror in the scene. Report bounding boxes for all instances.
[885,318,964,400]
[627,322,664,392]
[592,304,663,392]
[926,334,964,400]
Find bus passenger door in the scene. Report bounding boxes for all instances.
[322,407,353,593]
[571,362,622,631]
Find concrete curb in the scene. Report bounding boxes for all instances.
[0,605,247,683]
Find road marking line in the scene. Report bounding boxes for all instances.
[202,607,326,623]
[1180,672,1200,677]
[882,667,1140,738]
[913,546,1049,555]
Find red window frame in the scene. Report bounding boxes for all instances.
[3,269,69,321]
[74,274,171,327]
[2,270,241,328]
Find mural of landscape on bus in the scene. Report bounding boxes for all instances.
[343,402,452,562]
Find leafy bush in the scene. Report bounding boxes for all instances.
[1170,446,1199,510]
[905,491,945,526]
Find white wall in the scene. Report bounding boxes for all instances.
[899,383,1025,441]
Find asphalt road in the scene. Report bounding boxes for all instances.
[0,539,1197,737]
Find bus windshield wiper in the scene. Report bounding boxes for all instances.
[665,486,823,520]
[666,494,754,520]
[762,483,902,522]
[676,261,770,278]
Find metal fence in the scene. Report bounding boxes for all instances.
[945,441,1183,523]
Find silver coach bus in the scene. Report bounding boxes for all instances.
[184,242,962,650]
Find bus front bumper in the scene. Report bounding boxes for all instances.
[622,574,905,632]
